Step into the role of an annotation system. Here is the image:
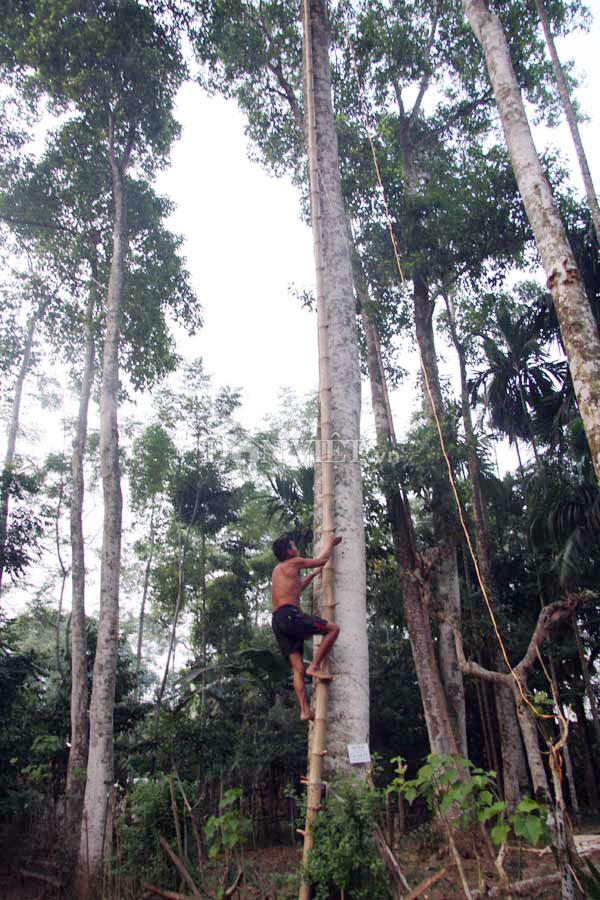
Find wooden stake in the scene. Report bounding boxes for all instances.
[299,0,336,896]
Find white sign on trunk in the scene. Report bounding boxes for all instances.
[347,743,371,765]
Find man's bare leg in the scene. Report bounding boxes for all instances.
[306,622,340,680]
[289,652,314,721]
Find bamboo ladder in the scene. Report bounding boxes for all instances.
[298,0,336,897]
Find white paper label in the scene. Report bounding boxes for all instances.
[347,743,371,764]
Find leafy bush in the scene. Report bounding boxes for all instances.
[116,775,181,889]
[303,776,390,900]
[391,754,550,848]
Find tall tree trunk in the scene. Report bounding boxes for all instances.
[153,486,202,749]
[357,272,457,757]
[494,658,529,807]
[534,0,600,244]
[444,290,525,805]
[463,0,600,486]
[0,312,36,597]
[135,502,155,699]
[547,655,579,819]
[76,127,128,897]
[308,0,368,770]
[66,284,96,852]
[413,274,467,755]
[55,466,68,677]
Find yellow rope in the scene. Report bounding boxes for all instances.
[346,36,555,723]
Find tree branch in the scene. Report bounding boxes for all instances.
[515,593,589,677]
[408,0,440,128]
[414,89,493,150]
[0,212,78,236]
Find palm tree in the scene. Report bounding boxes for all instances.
[469,298,565,467]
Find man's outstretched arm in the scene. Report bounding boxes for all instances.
[300,567,323,590]
[293,536,342,570]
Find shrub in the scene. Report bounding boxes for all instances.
[303,776,390,900]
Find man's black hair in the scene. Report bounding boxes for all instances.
[273,534,293,562]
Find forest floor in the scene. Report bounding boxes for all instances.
[2,832,600,898]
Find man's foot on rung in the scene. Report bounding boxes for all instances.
[300,709,315,722]
[305,666,333,681]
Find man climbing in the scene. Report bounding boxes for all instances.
[271,533,341,721]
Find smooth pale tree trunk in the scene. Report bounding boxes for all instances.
[463,0,600,487]
[76,128,129,898]
[445,291,526,805]
[0,312,36,597]
[55,465,68,677]
[413,275,467,755]
[308,0,368,772]
[357,270,457,756]
[66,285,96,849]
[152,482,202,752]
[534,0,600,244]
[135,502,155,699]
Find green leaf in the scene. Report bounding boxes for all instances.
[515,796,539,813]
[479,800,505,823]
[404,786,417,805]
[491,822,510,845]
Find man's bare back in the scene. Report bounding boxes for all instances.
[270,534,342,721]
[271,558,303,610]
[271,536,342,611]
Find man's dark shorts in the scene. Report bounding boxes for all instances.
[271,604,329,658]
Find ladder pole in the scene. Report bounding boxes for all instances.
[300,0,335,896]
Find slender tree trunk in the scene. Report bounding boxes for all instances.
[308,0,368,770]
[534,0,600,244]
[548,655,579,818]
[413,274,467,755]
[76,131,128,897]
[0,312,36,596]
[135,502,155,699]
[55,469,68,677]
[66,285,96,852]
[200,526,207,723]
[445,291,525,805]
[463,0,600,486]
[153,489,202,747]
[513,679,550,804]
[358,277,457,757]
[494,661,529,808]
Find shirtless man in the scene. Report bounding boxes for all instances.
[271,533,341,721]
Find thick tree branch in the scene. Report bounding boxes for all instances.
[408,0,440,128]
[515,593,589,677]
[454,592,595,688]
[414,89,493,150]
[0,212,78,236]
